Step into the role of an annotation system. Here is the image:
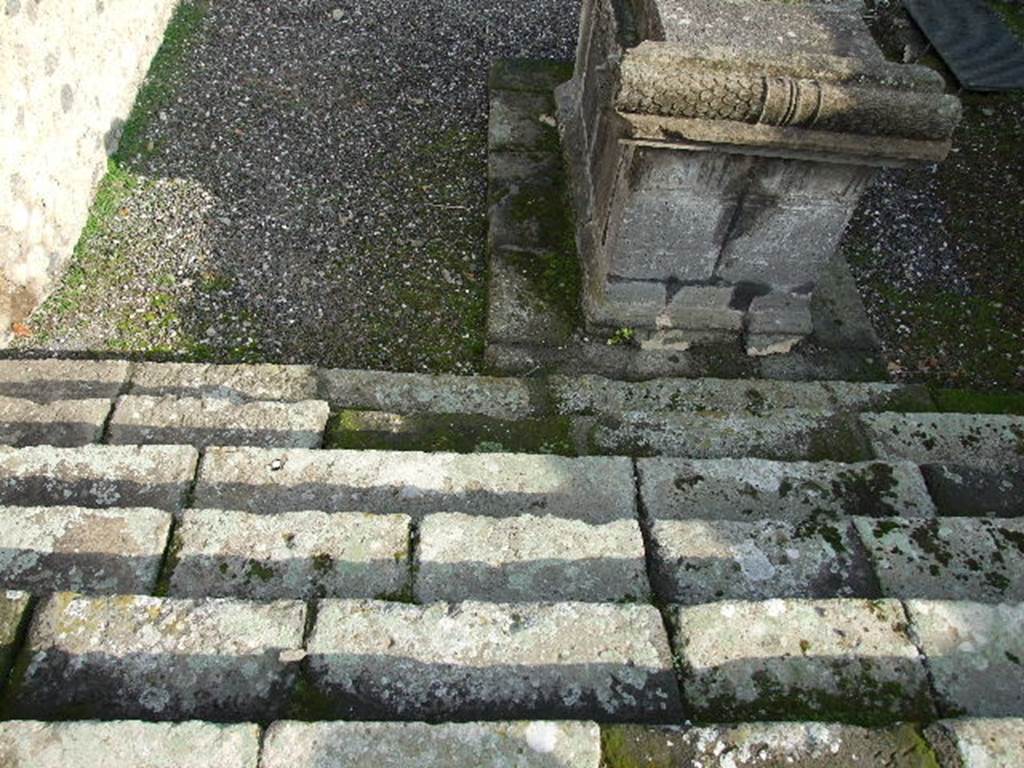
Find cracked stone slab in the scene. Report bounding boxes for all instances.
[0,506,172,595]
[648,518,878,604]
[306,600,683,721]
[855,517,1024,602]
[318,369,541,419]
[671,599,935,723]
[195,448,636,523]
[0,397,111,447]
[0,721,260,767]
[107,396,329,448]
[602,722,940,767]
[168,509,411,600]
[924,718,1024,768]
[588,411,872,461]
[0,360,129,403]
[261,721,601,768]
[906,600,1024,718]
[921,463,1024,517]
[129,362,317,402]
[10,593,306,721]
[0,590,31,684]
[0,445,199,511]
[638,458,936,520]
[861,413,1024,469]
[416,513,648,602]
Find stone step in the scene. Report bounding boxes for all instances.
[0,359,128,403]
[861,412,1024,470]
[127,362,318,402]
[0,396,112,447]
[193,448,636,523]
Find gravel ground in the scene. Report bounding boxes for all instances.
[19,0,579,372]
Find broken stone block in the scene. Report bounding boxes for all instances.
[129,362,317,402]
[0,397,111,446]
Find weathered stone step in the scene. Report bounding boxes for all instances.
[0,444,198,511]
[0,396,112,447]
[0,360,128,403]
[862,412,1024,469]
[127,362,318,402]
[194,448,636,522]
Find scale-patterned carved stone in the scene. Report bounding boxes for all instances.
[906,600,1024,717]
[306,600,683,721]
[195,448,636,523]
[671,599,935,723]
[0,445,198,511]
[261,721,602,768]
[0,397,111,447]
[0,506,171,594]
[417,513,648,602]
[861,413,1024,469]
[168,510,411,600]
[129,362,317,402]
[10,593,306,721]
[0,721,261,768]
[924,718,1024,768]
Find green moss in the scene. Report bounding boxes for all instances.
[244,560,277,583]
[488,58,574,92]
[311,553,334,574]
[930,387,1024,415]
[288,674,339,721]
[806,416,874,463]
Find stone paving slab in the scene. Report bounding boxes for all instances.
[855,517,1024,602]
[11,593,306,720]
[0,397,111,447]
[0,359,129,403]
[260,720,601,768]
[0,506,172,595]
[318,369,541,420]
[107,395,329,448]
[588,411,872,461]
[0,720,261,767]
[861,413,1024,469]
[168,509,411,600]
[921,463,1024,517]
[906,600,1024,718]
[0,590,31,686]
[416,513,648,603]
[195,448,636,523]
[602,722,939,767]
[551,375,933,416]
[671,599,935,723]
[648,518,878,604]
[306,600,683,721]
[925,718,1024,768]
[489,89,558,154]
[638,458,936,520]
[0,444,199,511]
[129,362,317,402]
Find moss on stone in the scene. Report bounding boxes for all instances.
[930,387,1024,415]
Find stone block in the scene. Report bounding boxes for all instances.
[855,517,1024,603]
[129,362,317,402]
[639,458,936,520]
[746,292,814,356]
[664,286,744,331]
[167,509,410,600]
[0,397,111,447]
[906,600,1024,718]
[194,448,636,523]
[487,246,579,346]
[924,718,1024,768]
[671,599,935,723]
[861,413,1024,470]
[649,518,877,604]
[589,280,666,328]
[489,90,558,153]
[306,599,683,721]
[0,590,31,684]
[261,721,601,768]
[0,721,261,768]
[10,593,306,721]
[0,445,199,511]
[0,360,128,403]
[416,513,648,602]
[107,395,329,448]
[0,505,171,594]
[921,464,1024,517]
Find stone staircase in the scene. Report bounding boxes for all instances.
[0,359,1019,765]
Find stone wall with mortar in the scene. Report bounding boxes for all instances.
[0,0,180,341]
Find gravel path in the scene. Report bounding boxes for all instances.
[22,0,579,372]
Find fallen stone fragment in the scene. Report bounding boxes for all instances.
[638,458,936,520]
[924,718,1024,768]
[906,600,1024,718]
[0,720,260,767]
[260,721,601,768]
[0,360,128,403]
[168,509,410,600]
[0,397,111,447]
[107,396,329,448]
[0,444,198,511]
[0,506,171,594]
[855,517,1024,602]
[648,518,878,604]
[306,600,683,721]
[416,513,648,602]
[195,448,635,522]
[10,593,306,720]
[129,362,317,402]
[0,590,31,683]
[861,413,1024,469]
[672,598,935,723]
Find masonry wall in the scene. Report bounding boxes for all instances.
[0,0,179,340]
